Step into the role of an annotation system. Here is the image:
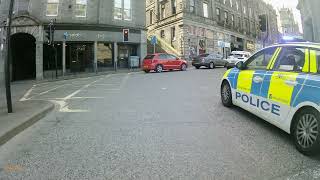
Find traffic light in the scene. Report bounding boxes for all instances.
[123,29,129,42]
[45,26,52,45]
[258,14,267,32]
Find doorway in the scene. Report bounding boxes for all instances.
[10,33,36,81]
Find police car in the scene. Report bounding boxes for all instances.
[220,43,320,155]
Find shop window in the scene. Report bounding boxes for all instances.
[75,0,87,17]
[97,43,114,69]
[46,0,59,16]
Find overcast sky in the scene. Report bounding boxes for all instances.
[263,0,302,33]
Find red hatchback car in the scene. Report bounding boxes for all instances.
[142,53,188,73]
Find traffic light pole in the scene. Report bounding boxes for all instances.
[263,15,269,48]
[52,23,58,79]
[4,0,15,113]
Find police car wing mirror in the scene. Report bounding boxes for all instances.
[235,61,244,70]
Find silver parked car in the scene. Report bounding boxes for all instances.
[192,53,227,69]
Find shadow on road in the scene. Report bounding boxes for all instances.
[228,104,320,160]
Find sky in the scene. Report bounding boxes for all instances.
[263,0,302,33]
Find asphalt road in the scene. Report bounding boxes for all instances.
[0,68,320,180]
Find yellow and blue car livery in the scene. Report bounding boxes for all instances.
[221,43,320,155]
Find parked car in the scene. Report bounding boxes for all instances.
[225,51,251,69]
[192,53,226,69]
[142,53,188,73]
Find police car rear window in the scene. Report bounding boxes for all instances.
[274,47,305,72]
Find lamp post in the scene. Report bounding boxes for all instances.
[4,0,15,113]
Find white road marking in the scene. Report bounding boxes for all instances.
[161,87,167,90]
[119,74,130,89]
[19,85,36,101]
[93,83,118,85]
[53,74,112,112]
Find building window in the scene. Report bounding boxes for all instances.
[123,0,132,21]
[230,0,233,7]
[114,0,131,21]
[238,17,241,28]
[216,8,221,21]
[231,14,235,26]
[203,2,208,18]
[171,27,176,41]
[149,10,153,25]
[160,30,165,38]
[114,0,122,20]
[236,1,239,11]
[160,4,165,19]
[172,0,176,14]
[46,0,59,16]
[245,19,249,31]
[223,0,226,4]
[249,8,252,17]
[224,11,228,24]
[243,6,246,14]
[190,0,195,13]
[75,0,87,17]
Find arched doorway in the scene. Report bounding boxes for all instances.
[11,33,36,81]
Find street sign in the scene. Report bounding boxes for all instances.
[151,36,157,45]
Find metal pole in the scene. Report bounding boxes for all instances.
[4,0,15,113]
[263,14,269,48]
[153,44,156,54]
[51,20,58,79]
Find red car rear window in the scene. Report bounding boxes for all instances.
[144,55,155,59]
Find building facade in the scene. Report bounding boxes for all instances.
[297,0,320,42]
[279,8,300,36]
[0,0,146,81]
[146,0,279,60]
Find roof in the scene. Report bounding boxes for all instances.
[231,51,251,54]
[271,42,320,49]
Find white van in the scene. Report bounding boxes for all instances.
[226,51,251,69]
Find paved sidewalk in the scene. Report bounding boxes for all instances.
[0,100,54,146]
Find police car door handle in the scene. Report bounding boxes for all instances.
[253,76,263,83]
[285,80,298,86]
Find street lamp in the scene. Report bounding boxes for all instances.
[4,0,15,113]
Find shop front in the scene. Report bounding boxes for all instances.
[42,28,146,78]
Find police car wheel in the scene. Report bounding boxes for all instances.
[195,66,200,69]
[221,81,233,107]
[293,108,320,156]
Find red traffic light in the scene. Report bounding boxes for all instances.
[123,29,129,42]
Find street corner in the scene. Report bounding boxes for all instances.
[0,100,55,146]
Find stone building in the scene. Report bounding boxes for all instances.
[297,0,320,42]
[146,0,279,59]
[0,0,146,81]
[279,8,300,36]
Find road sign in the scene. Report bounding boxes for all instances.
[151,36,157,45]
